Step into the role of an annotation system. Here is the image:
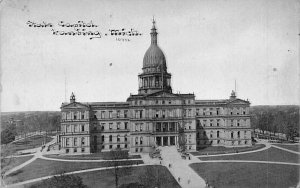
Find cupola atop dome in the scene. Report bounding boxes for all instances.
[138,19,172,95]
[142,19,167,72]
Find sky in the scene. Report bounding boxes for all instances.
[0,0,299,112]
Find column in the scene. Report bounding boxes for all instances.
[168,136,170,146]
[161,136,163,146]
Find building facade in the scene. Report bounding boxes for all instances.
[58,21,252,154]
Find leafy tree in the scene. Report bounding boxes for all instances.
[1,123,16,144]
[30,173,88,188]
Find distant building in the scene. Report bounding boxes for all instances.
[58,20,252,154]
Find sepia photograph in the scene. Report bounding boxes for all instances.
[0,0,299,187]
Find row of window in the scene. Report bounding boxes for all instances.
[102,135,128,143]
[66,148,85,153]
[197,140,250,145]
[62,111,88,120]
[132,99,193,106]
[197,119,249,127]
[98,122,129,131]
[65,137,85,146]
[197,131,248,139]
[64,124,86,133]
[98,110,129,119]
[195,108,248,116]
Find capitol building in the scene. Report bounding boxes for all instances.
[58,21,252,154]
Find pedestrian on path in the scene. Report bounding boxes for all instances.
[178,177,181,182]
[169,163,171,168]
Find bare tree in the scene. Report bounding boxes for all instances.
[108,149,131,188]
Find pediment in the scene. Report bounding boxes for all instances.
[227,99,250,105]
[146,91,180,98]
[61,102,90,109]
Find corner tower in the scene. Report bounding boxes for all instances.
[138,19,172,95]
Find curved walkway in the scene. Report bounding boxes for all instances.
[195,143,271,158]
[195,160,300,166]
[4,163,150,188]
[40,155,142,162]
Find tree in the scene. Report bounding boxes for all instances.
[178,123,186,152]
[1,123,17,144]
[30,173,88,188]
[108,149,131,188]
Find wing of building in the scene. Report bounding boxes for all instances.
[58,20,252,154]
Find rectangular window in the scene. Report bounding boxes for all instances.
[101,111,105,119]
[109,145,112,149]
[140,124,143,131]
[125,144,127,148]
[124,110,128,118]
[117,144,120,148]
[109,111,112,118]
[81,125,85,132]
[109,123,113,130]
[162,110,165,118]
[81,114,84,119]
[82,148,85,152]
[74,148,77,152]
[117,123,120,130]
[124,122,128,129]
[196,109,199,115]
[117,111,120,118]
[188,109,192,117]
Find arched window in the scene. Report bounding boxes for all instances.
[81,137,85,145]
[109,135,112,142]
[125,135,127,142]
[117,135,120,142]
[140,137,143,145]
[217,131,220,138]
[102,135,105,142]
[231,132,234,139]
[237,131,240,138]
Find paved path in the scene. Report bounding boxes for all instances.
[4,164,150,188]
[39,155,143,162]
[195,143,271,158]
[271,144,300,155]
[160,146,206,188]
[195,160,300,166]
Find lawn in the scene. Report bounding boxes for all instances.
[1,135,53,155]
[1,155,34,173]
[25,165,180,188]
[199,147,300,163]
[44,152,141,160]
[190,162,299,188]
[5,158,143,184]
[190,144,265,156]
[273,144,300,152]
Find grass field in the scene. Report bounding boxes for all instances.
[1,155,34,173]
[44,152,141,160]
[24,165,180,188]
[190,162,299,188]
[1,135,53,155]
[199,147,300,163]
[5,158,143,184]
[190,144,265,156]
[273,144,300,152]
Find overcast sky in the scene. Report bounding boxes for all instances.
[1,0,299,112]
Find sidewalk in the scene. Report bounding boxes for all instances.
[160,146,206,188]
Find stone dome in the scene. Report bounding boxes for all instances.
[143,45,166,69]
[142,20,167,71]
